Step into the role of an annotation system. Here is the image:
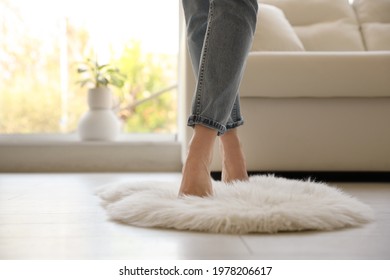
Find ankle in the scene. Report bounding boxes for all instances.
[219,129,249,183]
[187,125,217,160]
[220,129,241,148]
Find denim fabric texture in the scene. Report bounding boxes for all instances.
[182,0,258,135]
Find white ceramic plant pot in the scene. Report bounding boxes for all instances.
[87,87,113,109]
[78,87,120,141]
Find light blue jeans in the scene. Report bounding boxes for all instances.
[182,0,258,135]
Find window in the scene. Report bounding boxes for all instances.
[0,0,179,135]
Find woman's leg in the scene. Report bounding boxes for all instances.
[180,0,215,197]
[181,0,209,78]
[219,128,249,183]
[179,125,217,197]
[180,0,258,196]
[186,0,258,134]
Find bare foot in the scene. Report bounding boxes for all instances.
[179,155,213,197]
[219,128,249,183]
[179,125,217,197]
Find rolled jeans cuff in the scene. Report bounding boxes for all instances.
[187,115,226,135]
[187,115,245,135]
[226,118,245,131]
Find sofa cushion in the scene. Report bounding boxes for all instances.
[353,0,390,50]
[353,0,390,23]
[294,20,365,51]
[260,0,356,26]
[361,23,390,50]
[251,4,305,51]
[260,0,365,51]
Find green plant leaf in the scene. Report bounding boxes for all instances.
[110,76,125,88]
[77,67,88,73]
[97,76,109,87]
[98,64,110,70]
[76,57,126,89]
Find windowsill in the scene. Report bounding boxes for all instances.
[0,134,182,172]
[0,133,177,144]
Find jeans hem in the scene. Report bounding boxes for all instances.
[187,115,226,135]
[226,119,244,131]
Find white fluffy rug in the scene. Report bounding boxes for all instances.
[96,175,374,234]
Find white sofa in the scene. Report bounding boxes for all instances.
[180,0,390,172]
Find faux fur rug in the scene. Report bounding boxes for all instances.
[96,175,374,234]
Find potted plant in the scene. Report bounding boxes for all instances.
[76,58,126,141]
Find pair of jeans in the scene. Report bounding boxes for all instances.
[182,0,258,135]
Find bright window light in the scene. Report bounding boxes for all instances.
[0,0,179,134]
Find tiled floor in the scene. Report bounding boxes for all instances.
[0,173,389,260]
